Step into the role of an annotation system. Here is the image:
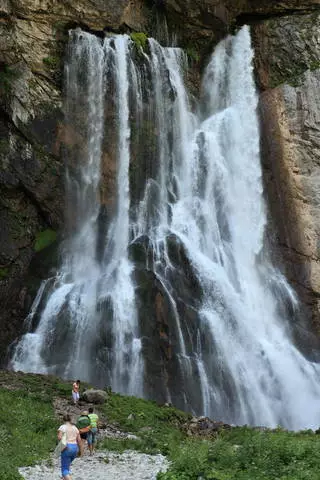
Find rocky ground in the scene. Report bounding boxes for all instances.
[19,451,169,480]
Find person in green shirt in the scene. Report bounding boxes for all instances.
[76,411,91,454]
[87,407,99,455]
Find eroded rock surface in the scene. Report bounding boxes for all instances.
[253,12,320,336]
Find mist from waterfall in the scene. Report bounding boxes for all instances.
[11,26,320,429]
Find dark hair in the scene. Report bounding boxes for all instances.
[63,413,72,422]
[76,379,81,384]
[88,407,94,413]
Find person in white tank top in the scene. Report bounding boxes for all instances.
[57,414,82,480]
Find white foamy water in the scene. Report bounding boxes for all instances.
[12,27,320,429]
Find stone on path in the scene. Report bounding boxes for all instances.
[82,389,108,404]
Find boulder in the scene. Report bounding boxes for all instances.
[82,389,108,404]
[183,415,231,438]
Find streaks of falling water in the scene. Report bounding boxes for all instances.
[11,27,320,429]
[11,31,144,396]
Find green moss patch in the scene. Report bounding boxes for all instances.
[185,46,200,63]
[130,32,148,52]
[0,65,18,93]
[34,229,57,252]
[0,267,9,279]
[42,56,60,69]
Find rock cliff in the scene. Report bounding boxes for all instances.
[0,0,320,362]
[253,12,320,342]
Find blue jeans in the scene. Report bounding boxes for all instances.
[87,427,98,445]
[61,443,79,477]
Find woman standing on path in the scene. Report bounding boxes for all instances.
[57,414,82,480]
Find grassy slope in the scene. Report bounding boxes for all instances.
[1,371,320,480]
[0,372,72,480]
[100,394,320,480]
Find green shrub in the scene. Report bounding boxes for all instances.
[130,32,148,52]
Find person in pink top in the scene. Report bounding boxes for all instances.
[57,413,82,480]
[72,379,80,405]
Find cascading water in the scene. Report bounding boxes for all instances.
[11,26,320,429]
[12,30,144,396]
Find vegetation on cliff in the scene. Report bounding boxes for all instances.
[1,372,320,480]
[34,229,57,253]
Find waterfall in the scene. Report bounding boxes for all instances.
[11,26,320,429]
[11,31,144,396]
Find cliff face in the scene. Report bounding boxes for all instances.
[1,0,320,362]
[253,12,320,340]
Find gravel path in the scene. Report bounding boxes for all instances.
[19,450,169,480]
[19,396,169,479]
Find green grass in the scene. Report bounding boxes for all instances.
[100,393,320,479]
[0,389,57,480]
[0,371,86,479]
[100,393,189,455]
[34,229,57,252]
[158,427,320,480]
[1,372,320,480]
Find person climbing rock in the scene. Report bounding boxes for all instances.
[76,411,91,454]
[72,380,80,405]
[87,407,99,455]
[57,413,82,480]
